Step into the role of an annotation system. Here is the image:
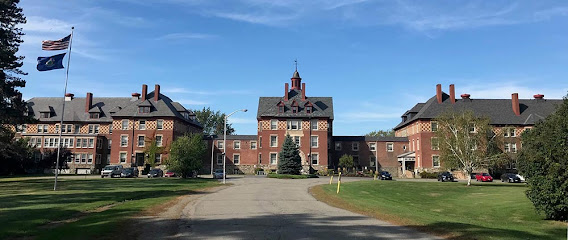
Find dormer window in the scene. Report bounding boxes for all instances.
[304,101,313,114]
[40,112,50,118]
[277,101,285,113]
[139,106,150,113]
[306,106,312,114]
[89,113,99,119]
[291,100,299,114]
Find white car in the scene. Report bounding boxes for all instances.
[213,169,225,179]
[101,165,123,178]
[516,174,525,182]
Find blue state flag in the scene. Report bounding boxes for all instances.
[37,53,66,71]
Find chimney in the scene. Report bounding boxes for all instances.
[302,83,306,101]
[65,93,74,101]
[534,94,544,101]
[141,84,148,101]
[449,84,456,104]
[436,84,442,104]
[512,93,520,116]
[154,84,160,102]
[461,94,471,99]
[85,92,93,112]
[284,83,289,101]
[131,92,141,101]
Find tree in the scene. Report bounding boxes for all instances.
[1,0,29,137]
[435,110,506,186]
[338,154,354,172]
[517,97,568,220]
[193,107,235,136]
[0,136,33,175]
[164,134,206,178]
[366,129,395,137]
[277,134,302,175]
[39,148,71,172]
[143,134,166,168]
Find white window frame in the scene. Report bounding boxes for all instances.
[217,140,224,149]
[311,136,319,148]
[417,139,420,151]
[293,136,301,147]
[432,155,440,168]
[216,153,224,165]
[119,152,127,163]
[386,142,394,152]
[139,120,146,130]
[87,154,93,164]
[369,142,376,151]
[156,135,163,147]
[108,139,112,149]
[234,140,240,149]
[250,141,257,149]
[431,121,438,132]
[88,124,100,134]
[270,119,278,130]
[352,142,359,151]
[74,153,80,163]
[270,153,278,165]
[157,119,164,130]
[311,120,318,130]
[233,154,240,165]
[270,135,278,147]
[121,135,128,147]
[287,120,300,130]
[311,153,319,165]
[88,138,94,148]
[122,120,129,130]
[431,137,439,150]
[511,143,517,153]
[81,153,87,163]
[138,135,145,147]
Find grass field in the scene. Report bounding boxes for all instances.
[0,176,217,240]
[312,180,566,240]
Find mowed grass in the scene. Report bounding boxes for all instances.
[312,181,566,240]
[0,176,217,240]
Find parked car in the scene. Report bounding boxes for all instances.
[164,171,176,177]
[437,172,455,182]
[475,173,493,182]
[147,169,164,178]
[501,173,521,183]
[516,174,525,182]
[379,171,392,180]
[213,169,225,179]
[101,165,123,178]
[121,167,139,178]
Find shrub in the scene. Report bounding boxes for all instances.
[420,171,438,179]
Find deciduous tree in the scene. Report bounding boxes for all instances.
[365,129,395,137]
[435,110,506,186]
[193,107,235,136]
[517,97,568,220]
[338,154,354,172]
[164,134,205,178]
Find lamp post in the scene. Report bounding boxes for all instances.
[223,109,247,184]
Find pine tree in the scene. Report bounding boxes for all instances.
[1,0,29,136]
[278,134,302,175]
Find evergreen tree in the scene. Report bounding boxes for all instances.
[517,96,568,220]
[1,0,29,137]
[277,134,302,175]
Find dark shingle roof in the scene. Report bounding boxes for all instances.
[257,89,333,119]
[394,93,563,130]
[333,136,408,142]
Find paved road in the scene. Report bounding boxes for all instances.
[161,176,440,240]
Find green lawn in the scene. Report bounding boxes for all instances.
[312,180,566,240]
[0,176,217,240]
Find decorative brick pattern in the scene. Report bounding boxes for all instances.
[99,124,110,134]
[301,120,310,130]
[112,120,122,130]
[27,124,38,133]
[79,125,88,134]
[49,124,57,133]
[260,120,270,130]
[164,120,174,130]
[147,121,157,130]
[277,121,287,130]
[317,120,328,131]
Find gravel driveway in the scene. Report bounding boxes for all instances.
[136,176,441,240]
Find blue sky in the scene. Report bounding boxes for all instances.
[17,0,568,135]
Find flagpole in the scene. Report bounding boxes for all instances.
[54,27,74,191]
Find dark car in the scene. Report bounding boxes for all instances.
[121,167,139,178]
[147,169,163,178]
[437,172,455,182]
[379,171,392,180]
[501,173,521,183]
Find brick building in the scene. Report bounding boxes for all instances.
[393,84,563,174]
[17,84,202,173]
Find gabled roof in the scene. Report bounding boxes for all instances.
[333,136,408,142]
[394,93,563,130]
[257,89,333,119]
[27,97,133,123]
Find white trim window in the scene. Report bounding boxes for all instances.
[156,135,163,147]
[108,139,112,149]
[155,154,162,163]
[431,137,439,150]
[270,119,278,130]
[311,153,319,165]
[74,154,80,163]
[431,121,438,132]
[88,124,99,134]
[335,142,342,151]
[432,155,440,168]
[251,141,257,149]
[121,135,128,147]
[293,136,301,147]
[119,152,127,163]
[270,153,277,165]
[88,138,94,148]
[87,154,93,164]
[109,124,113,134]
[270,135,278,147]
[234,141,241,149]
[369,142,376,151]
[81,153,87,163]
[139,120,146,130]
[511,143,517,153]
[157,119,164,130]
[138,135,145,147]
[352,142,359,151]
[386,142,394,152]
[122,120,129,130]
[287,120,300,130]
[16,124,27,133]
[311,136,319,148]
[216,153,224,165]
[38,124,48,133]
[217,140,224,149]
[233,154,240,165]
[310,120,318,130]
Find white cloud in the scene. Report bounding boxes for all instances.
[22,16,73,34]
[156,32,217,41]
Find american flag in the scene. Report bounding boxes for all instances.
[42,34,71,50]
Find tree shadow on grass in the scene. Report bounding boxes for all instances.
[411,221,564,240]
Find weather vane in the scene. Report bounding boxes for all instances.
[294,59,298,71]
